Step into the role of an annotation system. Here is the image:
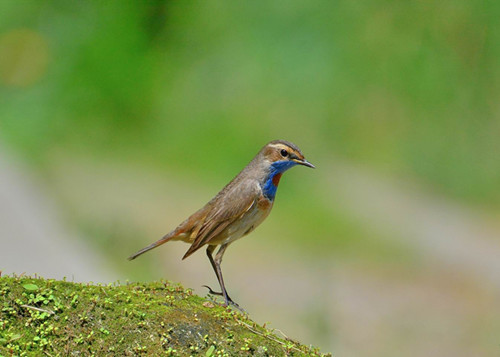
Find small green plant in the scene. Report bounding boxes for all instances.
[0,276,330,356]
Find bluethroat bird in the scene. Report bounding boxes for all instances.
[128,140,314,308]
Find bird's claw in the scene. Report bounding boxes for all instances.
[202,285,223,296]
[202,285,246,313]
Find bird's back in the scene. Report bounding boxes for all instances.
[176,164,270,258]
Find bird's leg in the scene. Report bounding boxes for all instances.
[205,244,243,311]
[205,245,230,300]
[204,246,222,294]
[213,244,245,311]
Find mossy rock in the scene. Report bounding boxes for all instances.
[0,276,330,356]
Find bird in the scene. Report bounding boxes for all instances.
[128,140,314,309]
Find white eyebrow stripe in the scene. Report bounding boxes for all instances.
[268,143,289,150]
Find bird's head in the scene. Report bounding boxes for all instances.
[254,140,314,200]
[261,140,315,172]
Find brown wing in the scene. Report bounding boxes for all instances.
[182,180,259,259]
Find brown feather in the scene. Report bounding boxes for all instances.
[182,186,258,259]
[127,230,179,260]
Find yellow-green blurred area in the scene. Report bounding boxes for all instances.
[1,1,499,356]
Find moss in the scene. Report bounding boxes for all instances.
[0,276,330,356]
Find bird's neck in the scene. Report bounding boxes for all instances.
[261,160,296,201]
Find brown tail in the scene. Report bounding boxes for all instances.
[128,232,176,261]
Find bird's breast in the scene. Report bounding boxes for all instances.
[256,193,273,211]
[272,173,282,186]
[262,172,283,201]
[221,194,273,245]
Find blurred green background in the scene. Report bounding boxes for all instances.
[1,1,499,356]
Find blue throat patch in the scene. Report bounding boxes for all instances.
[262,160,297,201]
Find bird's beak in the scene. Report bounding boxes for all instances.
[294,158,315,168]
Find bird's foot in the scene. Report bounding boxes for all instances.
[202,285,246,313]
[202,285,223,296]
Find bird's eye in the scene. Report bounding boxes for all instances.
[280,149,288,157]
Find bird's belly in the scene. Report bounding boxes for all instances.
[219,197,273,245]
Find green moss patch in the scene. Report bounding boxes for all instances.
[0,276,329,356]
